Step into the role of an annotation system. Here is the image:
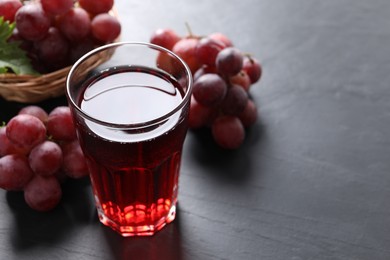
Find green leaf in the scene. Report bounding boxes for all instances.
[0,17,14,41]
[0,17,39,75]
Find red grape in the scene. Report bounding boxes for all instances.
[46,106,77,141]
[195,37,225,67]
[150,28,181,50]
[150,28,262,149]
[0,0,22,22]
[193,65,217,81]
[0,127,13,157]
[40,0,73,16]
[209,32,233,47]
[58,7,91,42]
[62,140,88,179]
[172,37,201,74]
[188,96,214,129]
[156,52,176,73]
[192,74,227,107]
[69,38,95,63]
[211,116,245,149]
[0,154,34,191]
[0,127,27,156]
[29,141,63,177]
[221,84,249,116]
[24,175,62,212]
[91,13,121,43]
[34,27,69,67]
[79,0,113,15]
[18,105,48,124]
[243,56,262,84]
[6,114,46,151]
[230,70,251,92]
[216,47,244,76]
[15,3,51,41]
[239,99,258,127]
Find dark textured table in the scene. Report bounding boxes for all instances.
[1,0,390,259]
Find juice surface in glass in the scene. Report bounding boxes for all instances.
[76,65,188,236]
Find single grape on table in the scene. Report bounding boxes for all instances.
[150,27,263,149]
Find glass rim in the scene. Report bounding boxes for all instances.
[66,41,193,129]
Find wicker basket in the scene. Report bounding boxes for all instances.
[0,9,119,104]
[0,66,71,103]
[0,50,112,103]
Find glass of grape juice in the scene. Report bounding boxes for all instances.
[66,42,192,236]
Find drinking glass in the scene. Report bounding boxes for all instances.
[66,42,192,236]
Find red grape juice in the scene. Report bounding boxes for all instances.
[75,66,189,236]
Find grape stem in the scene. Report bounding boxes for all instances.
[244,53,255,63]
[184,22,202,39]
[185,22,193,37]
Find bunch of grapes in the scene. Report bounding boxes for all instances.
[0,105,88,211]
[150,28,262,149]
[0,0,121,73]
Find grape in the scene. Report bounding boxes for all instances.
[172,37,201,74]
[40,0,73,16]
[243,56,262,84]
[0,0,23,22]
[46,106,77,141]
[216,47,244,76]
[62,140,89,179]
[6,114,46,151]
[0,127,13,157]
[69,38,95,63]
[211,116,245,149]
[91,13,121,43]
[192,74,227,107]
[239,99,258,127]
[28,141,63,177]
[18,105,48,124]
[156,52,176,74]
[149,28,262,149]
[15,3,51,41]
[230,70,251,92]
[34,27,69,67]
[58,7,91,42]
[193,65,217,81]
[24,175,62,212]
[209,32,233,47]
[221,84,249,116]
[188,96,215,129]
[195,37,225,67]
[150,28,181,51]
[0,154,34,191]
[79,0,113,15]
[0,127,27,157]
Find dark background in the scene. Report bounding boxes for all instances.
[1,0,390,259]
